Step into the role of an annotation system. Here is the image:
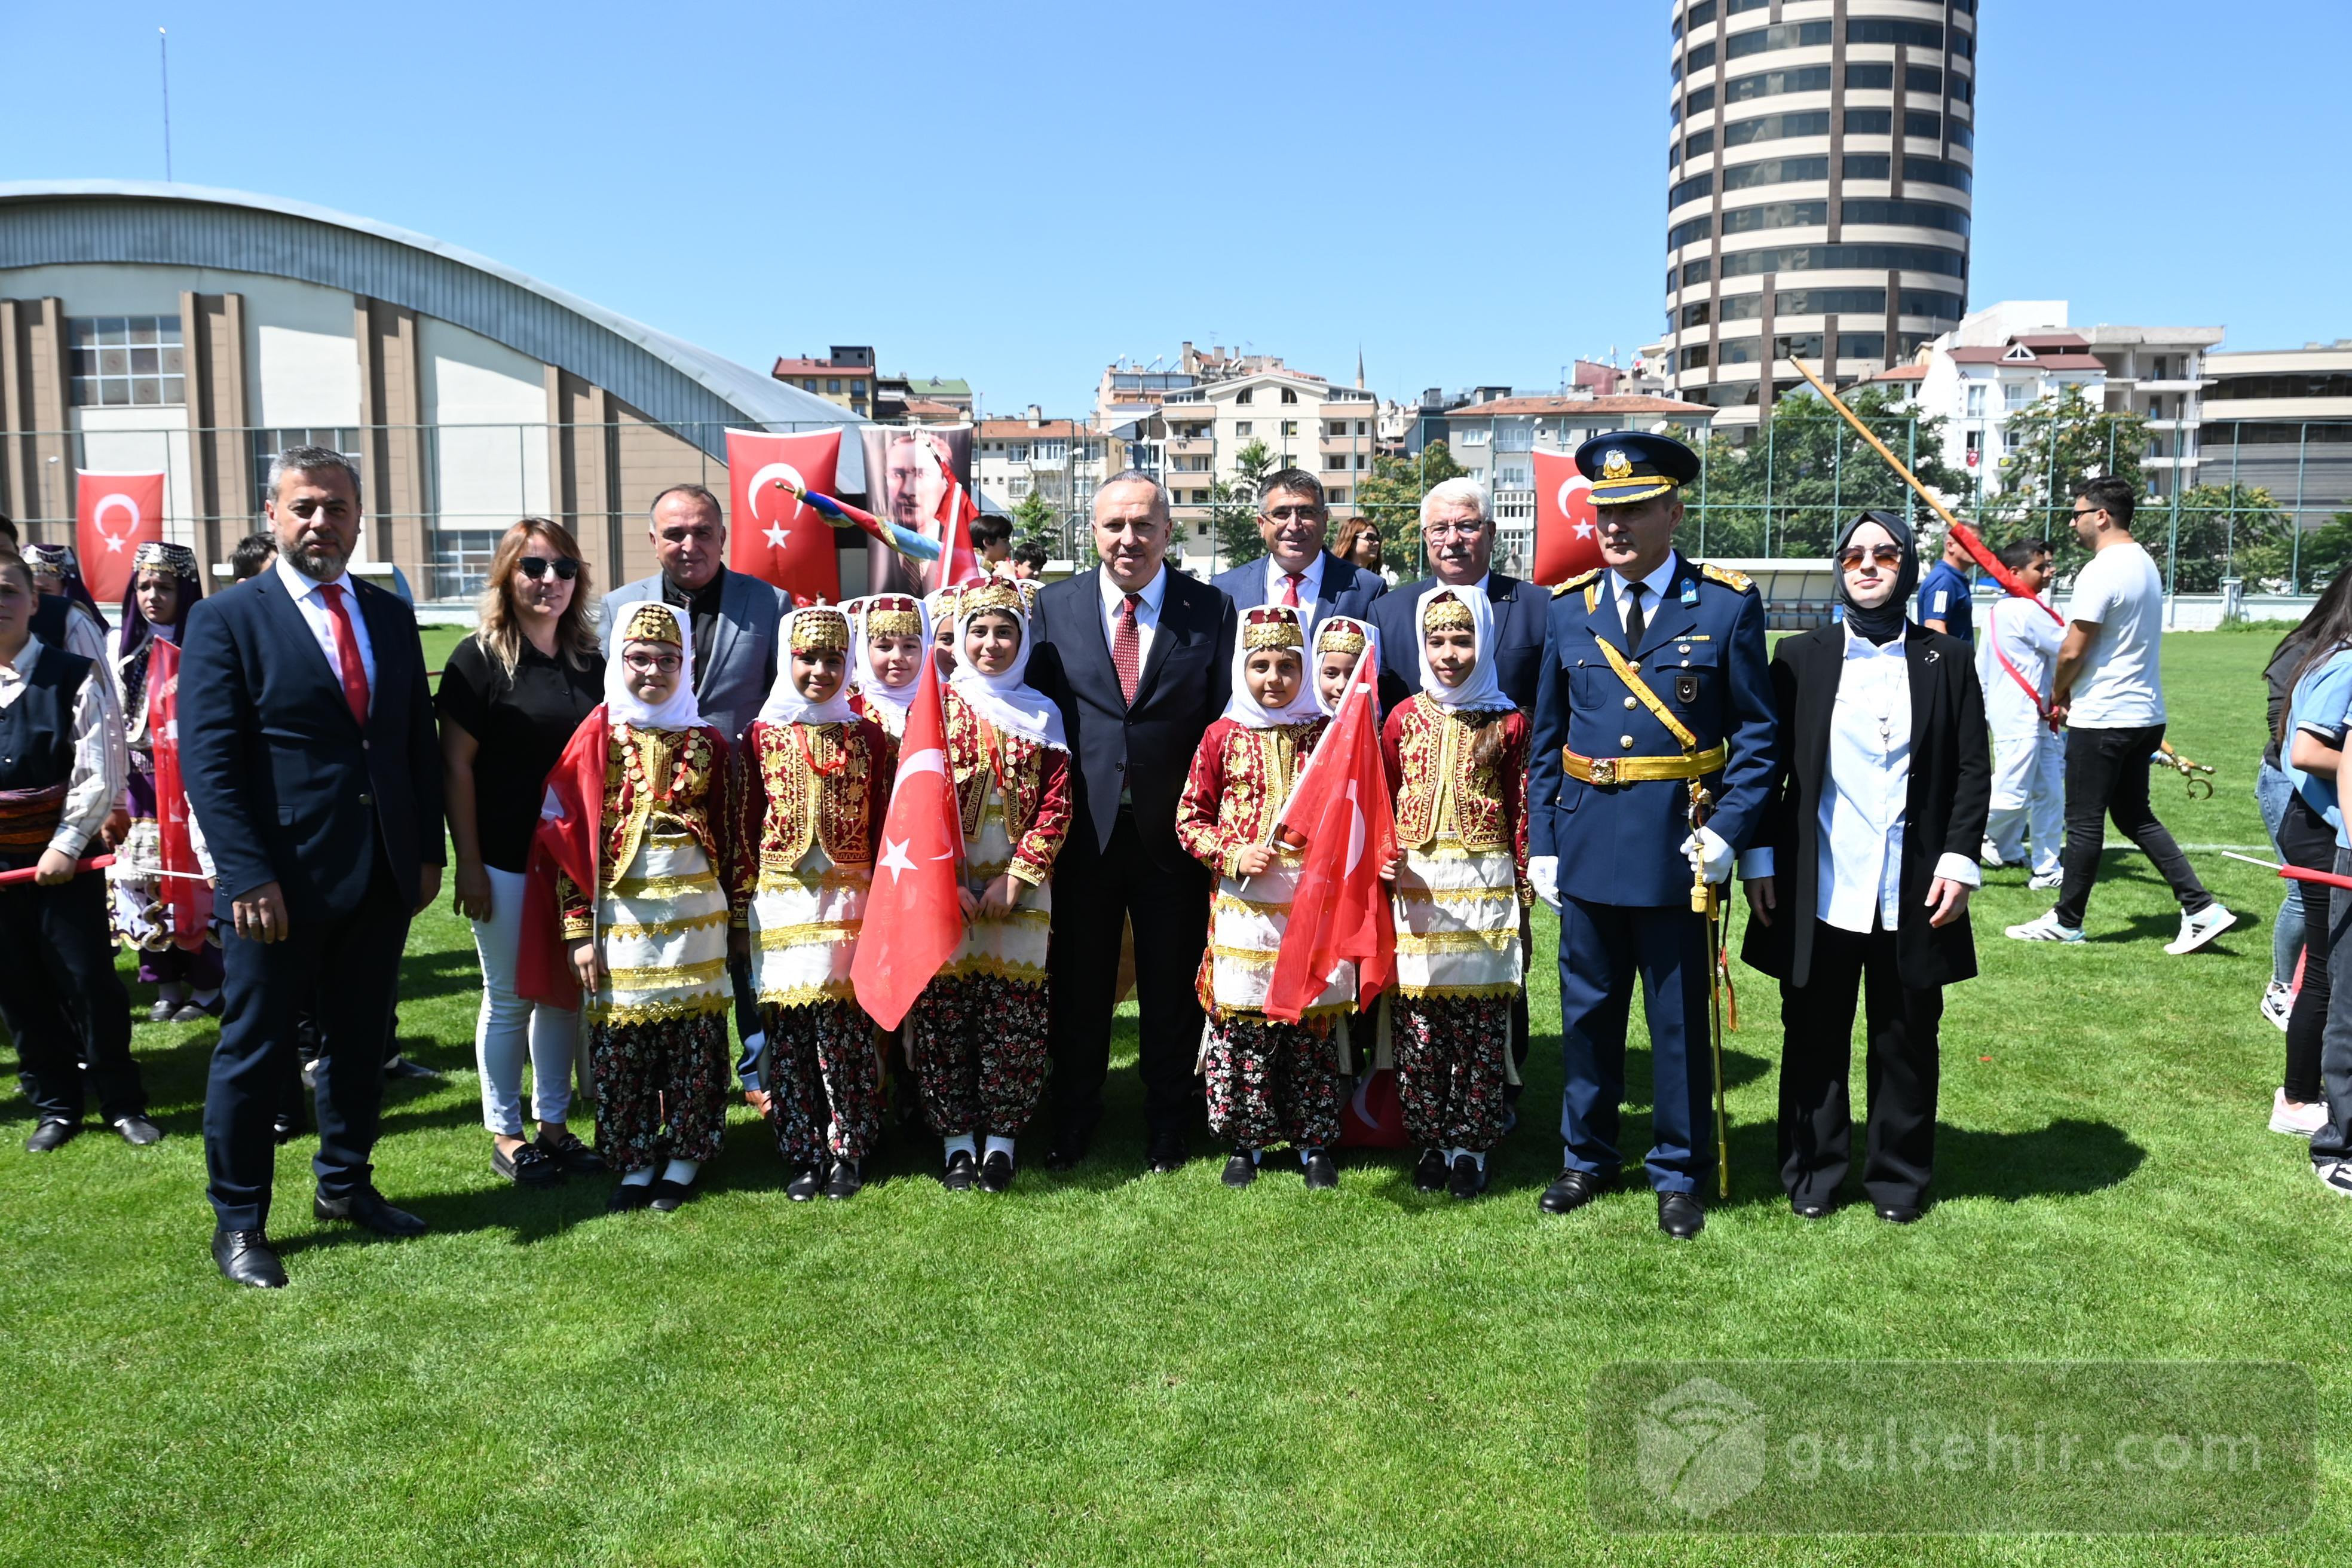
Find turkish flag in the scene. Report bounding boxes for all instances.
[1530,449,1604,586]
[1265,656,1396,1021]
[145,638,212,950]
[727,428,844,605]
[850,653,966,1029]
[76,470,166,604]
[929,467,985,593]
[517,705,614,1009]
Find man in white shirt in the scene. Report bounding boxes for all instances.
[2007,477,2231,952]
[1975,539,2065,887]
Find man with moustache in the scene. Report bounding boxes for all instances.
[1210,468,1386,636]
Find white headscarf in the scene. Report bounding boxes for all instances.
[1413,584,1511,714]
[949,587,1067,751]
[606,601,707,730]
[1221,604,1324,728]
[1312,614,1379,718]
[844,593,931,731]
[756,605,860,728]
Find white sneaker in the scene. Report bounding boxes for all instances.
[2164,903,2237,956]
[2271,1087,2328,1137]
[2028,869,2063,891]
[2317,1161,2352,1197]
[2261,981,2294,1033]
[2005,911,2085,944]
[1980,841,2005,868]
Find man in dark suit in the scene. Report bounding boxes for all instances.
[182,446,445,1288]
[1208,468,1385,636]
[1028,470,1236,1174]
[1368,477,1546,715]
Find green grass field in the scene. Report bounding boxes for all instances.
[5,627,2343,1566]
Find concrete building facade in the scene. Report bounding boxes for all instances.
[1441,393,1717,574]
[2201,342,2352,531]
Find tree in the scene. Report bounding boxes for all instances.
[2297,512,2352,589]
[1207,438,1276,570]
[1683,390,1967,561]
[1009,489,1058,555]
[2140,484,2291,594]
[1355,439,1471,573]
[1992,384,2146,556]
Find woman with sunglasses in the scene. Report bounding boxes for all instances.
[437,520,607,1184]
[1738,510,1990,1226]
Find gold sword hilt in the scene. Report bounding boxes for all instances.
[1688,784,1717,916]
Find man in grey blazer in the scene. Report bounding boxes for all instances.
[601,482,786,1095]
[1208,468,1385,634]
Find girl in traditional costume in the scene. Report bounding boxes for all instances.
[553,600,740,1213]
[843,592,930,755]
[1177,603,1350,1190]
[1383,586,1530,1200]
[738,605,893,1201]
[105,541,220,1021]
[905,577,1070,1192]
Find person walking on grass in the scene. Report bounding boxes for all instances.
[2006,477,2233,953]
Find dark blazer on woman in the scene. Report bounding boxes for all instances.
[1740,621,1991,991]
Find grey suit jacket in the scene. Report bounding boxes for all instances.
[601,566,786,744]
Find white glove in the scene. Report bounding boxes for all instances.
[1528,855,1561,909]
[1679,826,1733,886]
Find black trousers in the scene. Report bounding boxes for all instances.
[2279,793,2335,1103]
[1777,918,1943,1209]
[1048,809,1210,1143]
[2310,854,2352,1168]
[2053,722,2212,929]
[203,860,411,1232]
[1,866,142,1125]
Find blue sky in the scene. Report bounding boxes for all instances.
[11,1,2349,414]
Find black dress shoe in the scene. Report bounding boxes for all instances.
[1303,1149,1338,1190]
[24,1119,76,1154]
[272,1112,304,1146]
[1221,1149,1258,1188]
[1875,1202,1923,1225]
[788,1162,827,1202]
[977,1151,1013,1193]
[112,1115,163,1147]
[493,1140,561,1186]
[1791,1198,1836,1220]
[1657,1192,1705,1239]
[941,1149,977,1191]
[1044,1140,1086,1172]
[537,1129,606,1174]
[607,1180,656,1212]
[1146,1131,1189,1175]
[212,1229,287,1289]
[648,1177,695,1212]
[1448,1153,1488,1200]
[823,1159,863,1200]
[313,1186,428,1238]
[1413,1148,1448,1192]
[147,996,180,1024]
[1539,1168,1613,1214]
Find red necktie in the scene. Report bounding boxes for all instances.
[1112,593,1142,706]
[1281,573,1303,608]
[317,583,371,727]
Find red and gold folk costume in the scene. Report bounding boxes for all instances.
[905,580,1073,1143]
[1380,588,1531,1156]
[738,605,893,1168]
[1175,604,1347,1153]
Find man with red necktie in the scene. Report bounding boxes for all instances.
[179,447,445,1288]
[1208,468,1386,642]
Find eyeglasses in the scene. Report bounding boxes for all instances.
[518,555,580,581]
[1263,505,1324,522]
[623,652,681,674]
[1423,522,1487,541]
[1837,544,1904,569]
[2071,506,2103,521]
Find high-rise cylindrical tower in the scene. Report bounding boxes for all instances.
[1665,0,1977,440]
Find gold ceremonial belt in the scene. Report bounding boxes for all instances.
[1563,742,1728,786]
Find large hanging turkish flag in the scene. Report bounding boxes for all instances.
[76,470,166,603]
[727,427,844,605]
[850,654,966,1030]
[1530,449,1604,586]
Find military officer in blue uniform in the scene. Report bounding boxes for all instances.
[1526,431,1777,1238]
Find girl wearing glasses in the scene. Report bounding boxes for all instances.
[1739,510,1990,1226]
[437,520,606,1186]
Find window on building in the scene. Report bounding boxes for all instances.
[68,316,185,407]
[1236,421,1253,436]
[803,378,818,391]
[1682,0,1718,29]
[1328,486,1349,504]
[1683,85,1717,114]
[1680,344,1713,371]
[1843,108,1892,136]
[1836,332,1887,360]
[1325,455,1348,471]
[1496,463,1532,489]
[429,529,503,603]
[1773,333,1825,361]
[852,379,866,395]
[1842,152,1892,179]
[1947,121,1974,150]
[1907,64,1944,93]
[1683,127,1717,159]
[1845,63,1893,90]
[1725,109,1830,146]
[1714,243,1966,279]
[1236,389,1254,405]
[1726,20,1829,58]
[1775,287,1886,316]
[1723,64,1831,103]
[250,429,363,511]
[1723,155,1830,191]
[1843,199,1970,235]
[1719,338,1762,365]
[1457,427,1491,446]
[1846,18,1943,48]
[1281,421,1298,437]
[1009,477,1031,498]
[1965,384,1986,416]
[1681,258,1714,286]
[1721,200,1827,234]
[1356,421,1368,435]
[826,378,842,393]
[1679,41,1717,75]
[1279,387,1299,404]
[1898,289,1965,320]
[1669,215,1715,249]
[1683,301,1712,328]
[1905,110,1943,139]
[2004,382,2030,412]
[1719,292,1766,320]
[1670,172,1715,209]
[1356,453,1368,469]
[1325,421,1348,438]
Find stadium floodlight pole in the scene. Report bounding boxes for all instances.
[1787,357,2059,624]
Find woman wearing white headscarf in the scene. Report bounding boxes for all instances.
[1380,584,1530,1200]
[904,576,1071,1192]
[736,604,893,1201]
[1176,602,1350,1189]
[548,599,742,1212]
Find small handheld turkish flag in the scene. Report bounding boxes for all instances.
[1530,449,1606,586]
[518,705,614,1009]
[850,653,966,1030]
[75,470,166,604]
[927,436,987,593]
[727,428,843,605]
[1265,654,1396,1021]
